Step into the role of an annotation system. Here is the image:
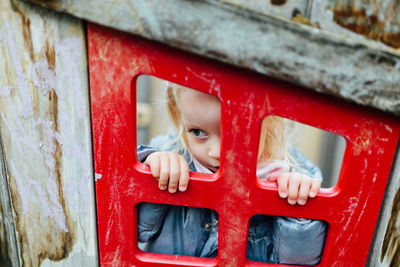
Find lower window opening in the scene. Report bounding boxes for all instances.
[137,203,219,258]
[247,214,328,265]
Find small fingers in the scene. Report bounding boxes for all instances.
[167,153,180,193]
[145,152,190,193]
[297,176,312,205]
[158,153,170,191]
[287,174,301,205]
[277,173,289,199]
[145,153,161,179]
[309,179,321,198]
[276,172,321,205]
[179,156,190,192]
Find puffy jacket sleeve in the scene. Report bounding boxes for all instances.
[136,135,192,243]
[273,147,327,265]
[137,203,170,242]
[136,144,170,242]
[273,217,327,265]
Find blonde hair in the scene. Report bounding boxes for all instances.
[258,116,287,163]
[165,85,190,156]
[165,83,287,164]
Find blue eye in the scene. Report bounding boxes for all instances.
[191,129,207,138]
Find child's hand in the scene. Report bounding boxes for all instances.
[268,173,321,205]
[144,152,190,193]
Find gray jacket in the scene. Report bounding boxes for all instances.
[137,135,327,265]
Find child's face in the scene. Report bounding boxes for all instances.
[179,89,221,172]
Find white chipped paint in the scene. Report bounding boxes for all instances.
[29,180,52,218]
[0,113,24,155]
[52,37,94,215]
[55,112,90,168]
[47,178,68,232]
[1,111,42,158]
[126,175,140,196]
[55,38,86,119]
[341,187,371,255]
[335,196,359,240]
[95,173,102,181]
[8,125,69,232]
[262,94,272,114]
[61,172,92,215]
[0,85,14,97]
[186,67,222,99]
[106,183,124,243]
[343,196,367,248]
[10,158,68,232]
[105,208,115,245]
[2,34,93,232]
[335,169,374,259]
[384,124,393,133]
[32,58,57,95]
[108,245,122,267]
[79,173,93,207]
[34,119,57,154]
[372,173,377,183]
[48,37,92,215]
[5,21,34,118]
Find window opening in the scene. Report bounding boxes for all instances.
[136,75,331,264]
[137,75,221,177]
[137,203,219,257]
[257,116,346,188]
[247,214,328,265]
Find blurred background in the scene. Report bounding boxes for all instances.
[136,75,345,188]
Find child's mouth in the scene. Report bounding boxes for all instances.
[208,166,219,173]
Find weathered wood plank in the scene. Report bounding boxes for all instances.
[311,0,400,47]
[221,0,310,19]
[0,138,20,266]
[0,0,97,266]
[21,0,400,116]
[331,0,400,48]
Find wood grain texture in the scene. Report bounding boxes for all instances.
[0,137,19,266]
[21,0,400,116]
[0,0,97,266]
[220,0,310,19]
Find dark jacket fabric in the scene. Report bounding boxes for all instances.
[137,135,327,264]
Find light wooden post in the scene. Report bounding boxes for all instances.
[0,0,97,265]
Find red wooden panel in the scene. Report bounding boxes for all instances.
[88,23,400,266]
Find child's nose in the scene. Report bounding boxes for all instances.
[208,139,220,159]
